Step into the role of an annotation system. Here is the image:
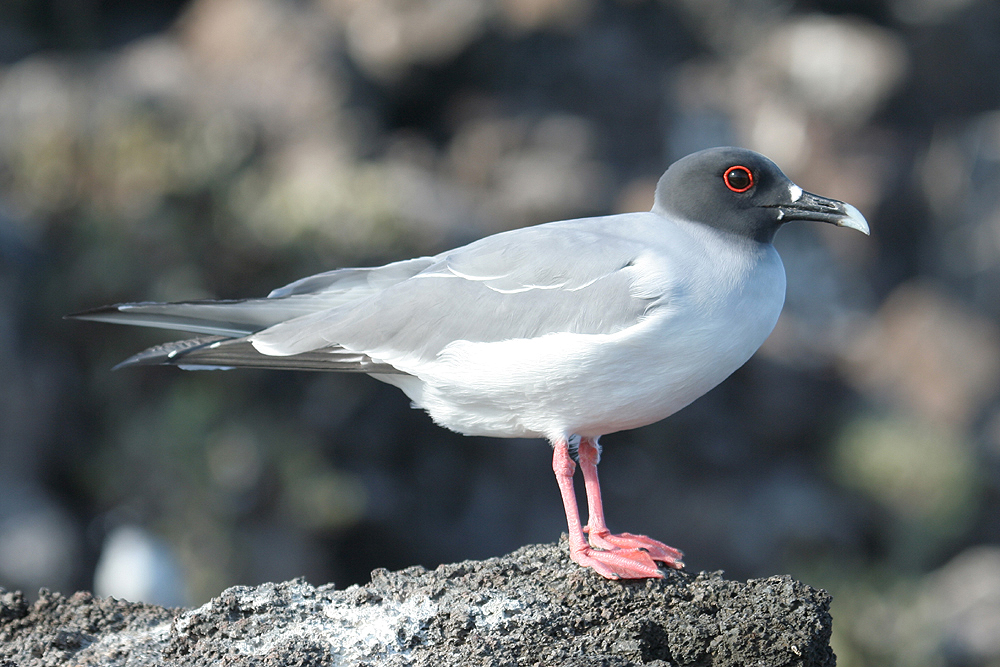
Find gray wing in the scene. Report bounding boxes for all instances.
[251,220,664,362]
[69,256,437,337]
[265,256,437,299]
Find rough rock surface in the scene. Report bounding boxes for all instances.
[0,540,834,666]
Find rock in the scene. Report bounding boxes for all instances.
[0,540,834,666]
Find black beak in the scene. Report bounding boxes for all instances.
[773,189,870,235]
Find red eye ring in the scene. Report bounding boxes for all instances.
[724,165,754,193]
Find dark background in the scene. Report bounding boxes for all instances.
[2,0,1000,664]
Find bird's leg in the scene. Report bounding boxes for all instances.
[578,437,684,569]
[552,438,664,579]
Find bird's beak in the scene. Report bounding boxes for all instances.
[775,189,870,235]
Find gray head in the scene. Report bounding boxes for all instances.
[653,147,869,243]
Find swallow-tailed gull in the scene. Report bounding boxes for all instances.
[71,147,869,579]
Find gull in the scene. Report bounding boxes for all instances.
[71,147,869,579]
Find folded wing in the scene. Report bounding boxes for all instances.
[72,216,668,373]
[250,220,663,366]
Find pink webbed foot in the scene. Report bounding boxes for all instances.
[584,527,684,569]
[568,543,665,580]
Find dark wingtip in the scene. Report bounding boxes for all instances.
[111,336,230,371]
[65,303,132,321]
[110,356,143,371]
[110,344,175,371]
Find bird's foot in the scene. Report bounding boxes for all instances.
[569,543,666,580]
[584,528,684,569]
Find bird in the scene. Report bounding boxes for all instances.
[70,147,869,580]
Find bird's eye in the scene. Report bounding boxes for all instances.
[724,166,753,193]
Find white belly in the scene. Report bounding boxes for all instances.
[375,237,786,442]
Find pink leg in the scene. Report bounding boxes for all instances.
[578,437,684,569]
[552,438,664,579]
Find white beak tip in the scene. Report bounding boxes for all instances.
[837,203,870,236]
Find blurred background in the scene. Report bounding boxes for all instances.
[0,0,998,664]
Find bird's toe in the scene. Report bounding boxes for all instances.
[569,544,665,580]
[586,530,684,569]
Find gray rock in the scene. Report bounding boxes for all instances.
[0,540,834,666]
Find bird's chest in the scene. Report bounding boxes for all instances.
[572,246,786,434]
[661,249,784,357]
[663,241,783,353]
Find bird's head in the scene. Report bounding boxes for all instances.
[653,146,870,243]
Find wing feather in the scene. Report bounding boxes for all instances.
[251,220,664,361]
[72,214,676,374]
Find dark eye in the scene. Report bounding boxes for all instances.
[724,166,753,193]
